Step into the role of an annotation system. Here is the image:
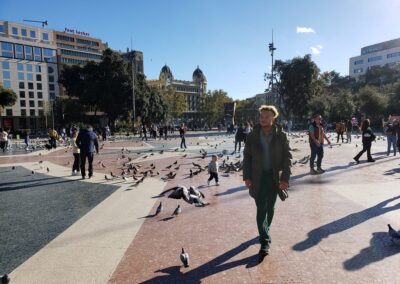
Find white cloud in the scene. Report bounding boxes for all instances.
[296,27,315,33]
[317,44,323,49]
[310,46,321,55]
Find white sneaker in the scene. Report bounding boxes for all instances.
[216,182,220,186]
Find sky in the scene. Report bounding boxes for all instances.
[1,0,400,100]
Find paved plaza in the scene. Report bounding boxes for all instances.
[0,131,399,283]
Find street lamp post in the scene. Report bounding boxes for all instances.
[132,51,136,125]
[268,30,276,105]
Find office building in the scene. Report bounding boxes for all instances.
[349,38,400,80]
[0,20,58,131]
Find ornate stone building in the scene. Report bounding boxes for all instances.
[148,65,207,112]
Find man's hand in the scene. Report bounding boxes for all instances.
[244,179,252,189]
[279,181,289,191]
[315,141,321,147]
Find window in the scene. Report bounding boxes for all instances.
[35,65,41,73]
[76,38,99,46]
[20,100,26,107]
[21,29,27,36]
[60,49,101,60]
[26,64,33,72]
[3,80,11,88]
[21,109,26,116]
[354,68,363,74]
[38,110,44,116]
[37,83,42,90]
[43,48,56,63]
[29,100,35,107]
[49,92,55,100]
[49,75,54,82]
[42,33,49,41]
[12,27,18,35]
[28,82,34,89]
[29,91,34,98]
[48,84,54,91]
[354,59,364,65]
[25,46,33,60]
[34,47,42,61]
[27,73,33,81]
[36,74,42,81]
[0,25,4,33]
[2,61,10,69]
[1,42,14,58]
[2,71,10,79]
[15,44,24,59]
[37,92,43,98]
[17,63,23,71]
[368,56,382,63]
[38,101,43,107]
[18,72,24,80]
[48,66,54,73]
[56,34,74,42]
[19,91,25,98]
[387,52,400,59]
[30,109,36,116]
[19,82,25,89]
[30,30,36,38]
[6,109,12,116]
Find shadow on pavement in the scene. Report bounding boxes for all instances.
[141,237,259,284]
[214,186,246,196]
[0,179,75,192]
[293,195,400,252]
[343,232,400,271]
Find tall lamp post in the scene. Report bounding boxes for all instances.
[132,51,136,126]
[268,30,276,105]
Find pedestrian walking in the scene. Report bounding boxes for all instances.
[309,114,331,174]
[384,121,397,156]
[207,155,219,186]
[287,120,293,136]
[179,123,187,149]
[234,123,245,153]
[24,131,30,150]
[345,119,352,143]
[48,128,59,149]
[142,124,148,141]
[76,125,99,179]
[71,128,80,175]
[0,128,8,153]
[243,105,292,256]
[335,121,345,143]
[353,119,376,163]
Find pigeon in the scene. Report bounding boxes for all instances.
[180,248,189,267]
[388,224,400,241]
[0,274,10,284]
[189,186,205,198]
[189,169,193,178]
[12,166,15,170]
[31,170,35,175]
[161,186,191,203]
[172,205,182,216]
[101,163,106,168]
[105,175,112,180]
[46,167,50,173]
[39,160,43,164]
[155,202,163,215]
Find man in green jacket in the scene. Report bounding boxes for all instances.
[243,105,292,256]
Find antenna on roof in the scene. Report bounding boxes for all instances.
[23,19,48,28]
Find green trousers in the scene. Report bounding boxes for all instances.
[255,171,278,246]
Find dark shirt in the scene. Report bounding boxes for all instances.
[76,129,99,153]
[362,127,375,145]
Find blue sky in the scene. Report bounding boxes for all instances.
[1,0,400,100]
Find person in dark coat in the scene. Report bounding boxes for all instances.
[76,125,99,179]
[243,105,292,256]
[353,119,375,163]
[234,123,245,153]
